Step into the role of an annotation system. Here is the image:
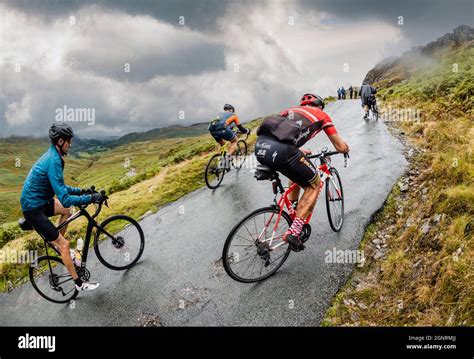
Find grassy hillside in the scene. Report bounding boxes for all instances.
[324,44,473,326]
[0,119,262,291]
[0,138,53,224]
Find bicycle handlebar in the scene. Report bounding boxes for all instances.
[307,150,340,159]
[79,186,109,216]
[234,129,250,141]
[307,149,350,168]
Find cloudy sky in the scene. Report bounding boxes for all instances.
[0,0,472,138]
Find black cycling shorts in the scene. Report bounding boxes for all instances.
[362,98,376,107]
[210,128,236,142]
[22,199,59,242]
[255,135,319,188]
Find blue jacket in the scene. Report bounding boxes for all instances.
[20,145,92,212]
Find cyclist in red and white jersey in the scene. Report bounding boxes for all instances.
[255,94,350,251]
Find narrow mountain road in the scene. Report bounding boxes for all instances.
[0,100,407,326]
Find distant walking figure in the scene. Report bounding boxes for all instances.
[349,86,353,99]
[341,87,346,100]
[337,88,341,100]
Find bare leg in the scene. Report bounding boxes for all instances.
[50,234,79,280]
[54,199,71,237]
[227,137,239,156]
[296,179,321,219]
[288,180,301,202]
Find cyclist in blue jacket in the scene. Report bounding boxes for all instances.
[20,123,102,291]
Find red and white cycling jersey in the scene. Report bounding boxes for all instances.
[257,105,337,147]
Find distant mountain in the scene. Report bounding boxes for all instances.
[62,122,208,153]
[111,122,209,147]
[71,136,116,154]
[1,122,211,154]
[364,25,474,87]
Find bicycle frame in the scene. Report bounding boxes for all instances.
[218,130,249,155]
[215,131,249,170]
[258,160,338,251]
[43,203,115,268]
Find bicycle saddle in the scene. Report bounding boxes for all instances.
[254,165,278,181]
[18,218,34,231]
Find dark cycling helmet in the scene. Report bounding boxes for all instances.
[300,93,325,110]
[223,104,235,112]
[49,123,74,143]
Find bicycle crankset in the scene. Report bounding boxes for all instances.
[76,267,91,281]
[300,224,312,243]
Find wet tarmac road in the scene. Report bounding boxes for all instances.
[0,100,407,326]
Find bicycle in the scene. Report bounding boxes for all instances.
[19,187,145,303]
[367,100,379,121]
[204,130,250,189]
[222,148,349,283]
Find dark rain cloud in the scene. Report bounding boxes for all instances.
[7,0,473,44]
[298,0,474,45]
[1,0,473,138]
[69,41,226,81]
[3,0,247,31]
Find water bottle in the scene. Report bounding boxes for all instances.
[74,238,84,266]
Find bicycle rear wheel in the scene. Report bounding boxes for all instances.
[222,207,292,283]
[205,154,225,189]
[30,256,78,303]
[94,215,145,270]
[373,104,379,121]
[325,168,344,232]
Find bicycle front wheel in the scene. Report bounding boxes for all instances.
[94,215,145,270]
[325,168,344,232]
[233,140,248,169]
[205,154,225,189]
[30,256,78,304]
[222,207,292,283]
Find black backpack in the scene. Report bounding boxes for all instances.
[257,114,308,146]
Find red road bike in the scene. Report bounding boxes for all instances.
[222,148,349,283]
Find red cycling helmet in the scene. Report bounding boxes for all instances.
[300,93,325,110]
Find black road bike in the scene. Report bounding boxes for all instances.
[19,187,145,303]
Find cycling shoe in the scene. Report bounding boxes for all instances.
[283,232,305,252]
